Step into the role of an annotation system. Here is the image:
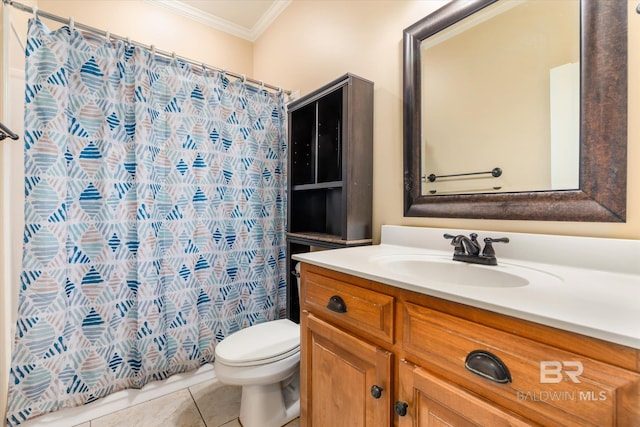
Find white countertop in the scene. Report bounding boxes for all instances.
[293,225,640,349]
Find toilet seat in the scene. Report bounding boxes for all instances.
[215,319,300,367]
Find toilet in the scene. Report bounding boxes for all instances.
[213,265,301,427]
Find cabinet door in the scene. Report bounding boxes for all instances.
[301,312,392,427]
[397,360,533,427]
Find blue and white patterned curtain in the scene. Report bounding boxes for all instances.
[6,19,287,426]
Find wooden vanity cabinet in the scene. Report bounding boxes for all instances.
[299,263,640,427]
[300,265,394,426]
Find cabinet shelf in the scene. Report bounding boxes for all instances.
[287,73,373,242]
[287,232,372,248]
[292,181,343,191]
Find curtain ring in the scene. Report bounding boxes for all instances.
[32,6,38,19]
[126,37,131,46]
[69,16,75,33]
[172,52,176,61]
[151,44,156,58]
[241,74,246,82]
[260,80,265,90]
[105,31,111,42]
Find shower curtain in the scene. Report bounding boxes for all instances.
[6,19,287,426]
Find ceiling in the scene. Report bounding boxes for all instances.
[147,0,291,41]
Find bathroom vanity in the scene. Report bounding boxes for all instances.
[294,226,640,426]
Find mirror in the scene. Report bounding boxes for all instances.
[403,0,627,221]
[421,0,580,196]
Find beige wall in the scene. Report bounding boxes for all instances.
[35,0,254,74]
[255,0,640,241]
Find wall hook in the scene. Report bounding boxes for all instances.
[0,121,19,141]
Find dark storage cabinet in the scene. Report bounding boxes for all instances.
[286,74,374,322]
[290,89,343,186]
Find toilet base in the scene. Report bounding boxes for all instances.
[239,371,300,427]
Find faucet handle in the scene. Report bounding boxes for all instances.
[443,233,465,255]
[482,237,509,257]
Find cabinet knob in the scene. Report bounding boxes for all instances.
[370,385,384,399]
[394,401,408,417]
[327,295,347,313]
[465,350,512,383]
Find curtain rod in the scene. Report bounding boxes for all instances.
[1,0,291,95]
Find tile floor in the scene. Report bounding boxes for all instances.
[70,379,299,427]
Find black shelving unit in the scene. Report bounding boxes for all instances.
[286,74,374,322]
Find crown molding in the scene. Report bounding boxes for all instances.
[252,0,291,40]
[145,0,291,42]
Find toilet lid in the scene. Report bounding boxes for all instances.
[215,319,300,367]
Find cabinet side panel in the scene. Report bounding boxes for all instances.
[344,76,374,241]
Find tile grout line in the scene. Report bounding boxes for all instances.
[188,386,209,427]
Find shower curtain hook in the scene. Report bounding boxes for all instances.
[241,74,246,83]
[260,80,265,90]
[69,16,75,33]
[105,30,111,43]
[32,6,38,19]
[126,37,131,46]
[151,44,156,59]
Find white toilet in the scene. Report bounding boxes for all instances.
[214,266,301,427]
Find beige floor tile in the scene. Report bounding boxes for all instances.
[91,388,205,427]
[216,417,299,427]
[189,381,241,427]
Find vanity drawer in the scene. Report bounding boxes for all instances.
[403,303,640,427]
[302,269,394,344]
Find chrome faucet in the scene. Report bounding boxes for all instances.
[444,233,509,266]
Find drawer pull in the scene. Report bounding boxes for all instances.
[370,385,384,399]
[394,401,408,416]
[327,295,347,313]
[465,350,512,383]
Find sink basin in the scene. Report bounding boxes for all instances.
[372,254,561,288]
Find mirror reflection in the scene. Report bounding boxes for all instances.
[420,0,580,196]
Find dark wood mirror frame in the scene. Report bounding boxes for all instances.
[403,0,627,222]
